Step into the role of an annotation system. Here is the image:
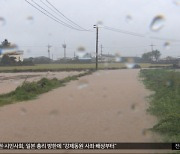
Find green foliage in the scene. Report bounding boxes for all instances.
[140,69,180,142]
[142,52,153,62]
[0,70,93,106]
[0,55,16,65]
[142,50,161,62]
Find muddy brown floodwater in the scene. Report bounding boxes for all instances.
[0,69,170,153]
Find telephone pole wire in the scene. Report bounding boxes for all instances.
[94,25,99,70]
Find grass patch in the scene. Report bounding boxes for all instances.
[0,70,93,107]
[140,69,180,142]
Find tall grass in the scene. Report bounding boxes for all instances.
[140,69,180,142]
[0,70,93,106]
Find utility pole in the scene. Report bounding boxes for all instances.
[62,43,66,59]
[74,52,76,59]
[150,43,155,52]
[93,25,99,70]
[47,44,52,59]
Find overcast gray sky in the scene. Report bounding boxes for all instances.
[0,0,180,59]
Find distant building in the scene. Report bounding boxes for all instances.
[100,54,116,62]
[0,50,24,62]
[76,53,92,62]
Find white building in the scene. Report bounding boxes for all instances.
[0,50,24,62]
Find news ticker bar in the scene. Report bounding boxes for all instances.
[0,143,179,150]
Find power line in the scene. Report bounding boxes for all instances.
[103,26,145,38]
[31,0,85,31]
[150,36,180,42]
[25,0,86,31]
[25,0,76,30]
[40,0,83,30]
[103,25,180,42]
[150,43,156,51]
[45,0,89,31]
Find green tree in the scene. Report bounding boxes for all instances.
[152,50,161,62]
[142,50,161,62]
[142,52,153,62]
[0,55,16,65]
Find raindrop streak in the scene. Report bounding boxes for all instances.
[0,17,5,26]
[164,42,171,50]
[150,15,165,32]
[125,15,133,24]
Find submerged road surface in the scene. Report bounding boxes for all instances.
[0,69,162,153]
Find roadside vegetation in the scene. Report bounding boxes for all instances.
[0,63,171,72]
[140,69,180,142]
[0,70,93,107]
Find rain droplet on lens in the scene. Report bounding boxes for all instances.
[131,103,137,111]
[125,15,133,24]
[164,42,170,50]
[26,49,31,53]
[76,46,86,58]
[20,108,27,115]
[49,109,59,117]
[150,15,165,32]
[97,20,103,26]
[142,129,149,136]
[0,17,6,26]
[165,80,172,87]
[95,72,101,76]
[68,94,74,101]
[117,111,122,115]
[0,39,18,49]
[77,79,89,90]
[26,16,34,24]
[173,0,180,5]
[104,62,109,68]
[13,81,20,85]
[115,53,122,62]
[77,46,85,51]
[125,58,135,69]
[102,94,107,98]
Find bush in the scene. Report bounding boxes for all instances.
[140,69,180,142]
